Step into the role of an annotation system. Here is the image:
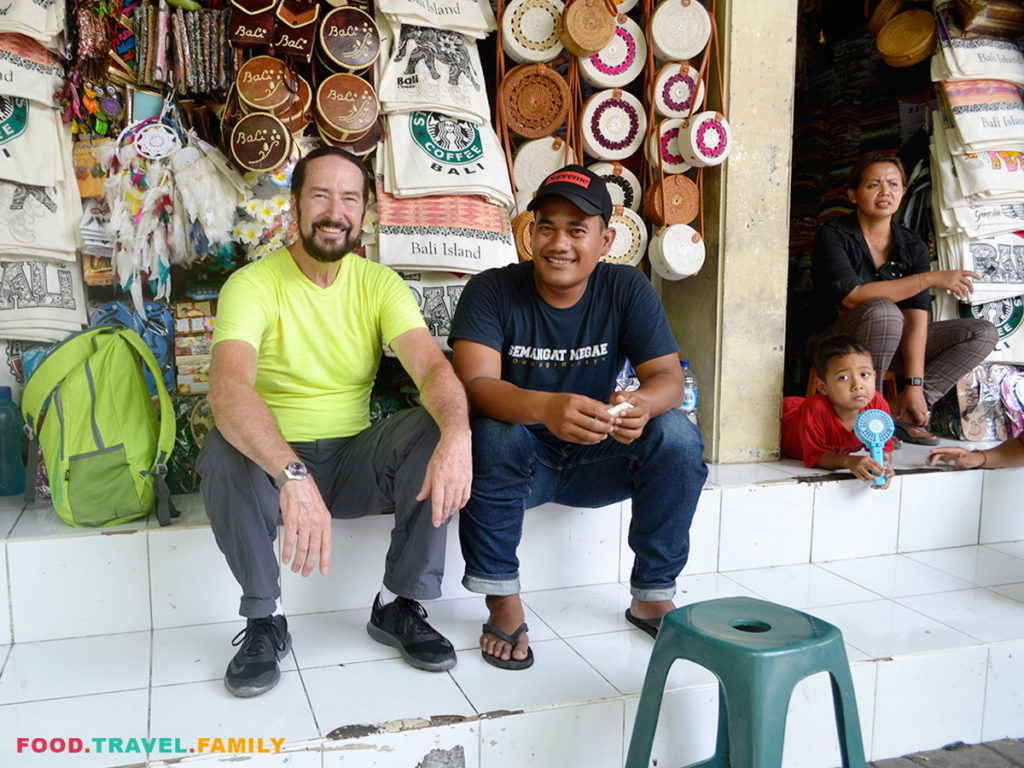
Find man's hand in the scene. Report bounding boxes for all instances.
[416,428,473,527]
[279,478,333,577]
[541,393,616,443]
[607,394,651,444]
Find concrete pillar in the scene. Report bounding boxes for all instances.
[660,0,798,463]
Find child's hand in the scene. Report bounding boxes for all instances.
[848,455,890,489]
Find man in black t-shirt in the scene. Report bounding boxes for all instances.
[449,165,708,669]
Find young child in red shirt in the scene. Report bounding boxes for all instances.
[782,335,894,488]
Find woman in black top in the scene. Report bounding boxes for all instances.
[811,153,997,443]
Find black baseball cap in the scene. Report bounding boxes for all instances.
[527,164,612,225]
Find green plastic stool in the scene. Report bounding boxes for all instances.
[625,596,866,768]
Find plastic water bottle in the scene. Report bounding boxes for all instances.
[680,360,698,426]
[0,386,24,495]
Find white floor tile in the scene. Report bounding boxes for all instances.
[705,462,795,487]
[781,663,876,768]
[517,502,621,591]
[718,484,813,570]
[870,648,987,760]
[980,467,1024,543]
[991,582,1024,604]
[323,721,478,768]
[897,588,1024,643]
[984,540,1024,561]
[897,471,983,552]
[156,750,322,768]
[811,477,901,561]
[302,658,474,729]
[8,531,150,641]
[903,545,1024,586]
[284,609,399,669]
[149,527,240,629]
[0,503,21,538]
[565,629,715,696]
[675,572,760,605]
[770,458,835,478]
[480,701,623,768]
[0,689,149,768]
[817,554,977,598]
[0,631,150,704]
[810,600,980,658]
[449,638,619,714]
[149,671,319,744]
[982,640,1024,741]
[522,583,633,638]
[721,563,879,609]
[623,683,719,767]
[151,621,296,688]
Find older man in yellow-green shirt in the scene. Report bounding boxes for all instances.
[198,147,472,698]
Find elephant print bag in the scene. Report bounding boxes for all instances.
[379,24,490,125]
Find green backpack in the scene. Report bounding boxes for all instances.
[21,325,178,527]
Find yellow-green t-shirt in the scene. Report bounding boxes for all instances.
[213,248,426,441]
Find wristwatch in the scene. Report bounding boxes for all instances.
[274,460,308,489]
[906,377,925,387]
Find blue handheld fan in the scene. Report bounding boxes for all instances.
[853,409,894,487]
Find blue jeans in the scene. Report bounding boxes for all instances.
[459,409,707,602]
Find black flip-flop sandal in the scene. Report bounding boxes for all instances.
[893,422,939,446]
[625,609,661,639]
[481,622,534,670]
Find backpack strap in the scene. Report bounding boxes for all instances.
[112,327,180,526]
[21,327,109,503]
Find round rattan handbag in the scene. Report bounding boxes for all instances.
[557,0,618,57]
[580,88,646,161]
[588,161,642,212]
[578,14,646,89]
[652,62,705,120]
[502,0,565,64]
[603,205,647,267]
[512,209,535,261]
[501,63,570,139]
[679,111,732,168]
[646,118,691,174]
[643,173,699,227]
[648,223,705,281]
[514,135,574,194]
[876,9,935,67]
[649,0,711,61]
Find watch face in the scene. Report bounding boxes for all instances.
[286,461,307,479]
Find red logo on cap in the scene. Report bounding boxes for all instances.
[545,171,591,188]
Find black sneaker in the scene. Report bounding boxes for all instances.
[225,615,292,697]
[366,593,456,671]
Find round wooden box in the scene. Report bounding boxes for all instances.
[236,56,296,113]
[315,73,379,142]
[319,6,381,73]
[229,112,293,172]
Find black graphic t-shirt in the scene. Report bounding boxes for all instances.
[449,261,678,445]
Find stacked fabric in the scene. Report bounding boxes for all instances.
[372,0,516,281]
[0,14,90,343]
[929,0,1024,362]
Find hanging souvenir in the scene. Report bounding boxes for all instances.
[0,261,89,343]
[646,118,692,174]
[652,63,705,120]
[649,0,710,61]
[577,15,645,89]
[318,6,380,72]
[648,224,705,281]
[580,88,646,161]
[588,161,641,212]
[273,0,320,63]
[500,63,570,139]
[501,0,564,64]
[0,33,64,106]
[230,0,277,48]
[603,206,646,267]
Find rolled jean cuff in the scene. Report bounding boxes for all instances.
[631,584,676,602]
[462,573,521,596]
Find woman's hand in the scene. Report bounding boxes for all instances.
[931,270,980,302]
[892,386,930,427]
